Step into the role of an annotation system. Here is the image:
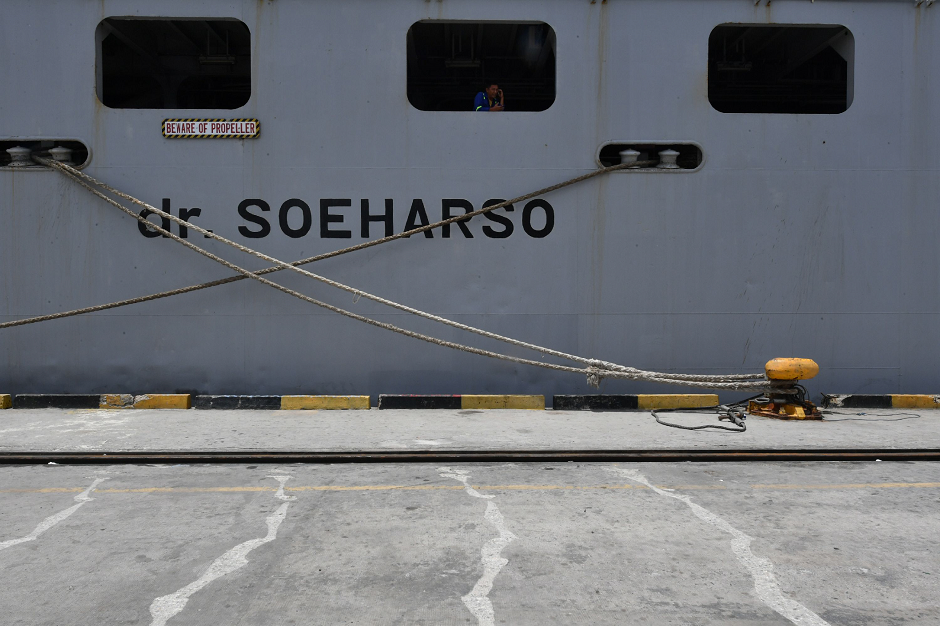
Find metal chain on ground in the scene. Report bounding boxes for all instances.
[16,157,778,391]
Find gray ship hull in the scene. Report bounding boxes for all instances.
[2,0,938,397]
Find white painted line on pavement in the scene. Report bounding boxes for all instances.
[439,467,517,626]
[268,475,297,501]
[0,477,109,551]
[607,467,831,626]
[440,467,492,499]
[148,476,294,626]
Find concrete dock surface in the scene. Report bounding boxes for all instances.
[1,408,938,625]
[1,461,938,625]
[0,407,935,453]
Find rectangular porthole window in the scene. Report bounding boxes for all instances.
[708,25,853,114]
[407,21,556,112]
[96,18,251,109]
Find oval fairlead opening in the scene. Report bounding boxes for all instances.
[0,140,90,169]
[597,142,703,171]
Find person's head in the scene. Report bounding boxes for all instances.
[484,82,499,99]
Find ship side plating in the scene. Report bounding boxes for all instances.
[1,0,937,396]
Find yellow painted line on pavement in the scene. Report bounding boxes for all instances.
[752,482,940,490]
[1,487,86,493]
[3,482,939,495]
[97,486,274,493]
[0,484,675,494]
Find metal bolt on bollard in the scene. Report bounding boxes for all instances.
[656,149,681,169]
[49,146,74,165]
[619,149,642,168]
[6,146,32,167]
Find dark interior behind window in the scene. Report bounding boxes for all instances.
[408,21,556,112]
[97,18,251,109]
[708,25,853,114]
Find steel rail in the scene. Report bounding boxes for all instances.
[1,449,938,464]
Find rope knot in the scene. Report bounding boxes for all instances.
[586,368,604,389]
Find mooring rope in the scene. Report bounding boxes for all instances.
[2,158,657,332]
[9,156,778,391]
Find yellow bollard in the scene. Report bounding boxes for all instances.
[764,358,819,381]
[747,358,822,420]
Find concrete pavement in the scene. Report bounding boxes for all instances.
[1,461,937,625]
[0,407,934,453]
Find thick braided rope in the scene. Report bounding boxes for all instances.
[14,158,775,390]
[21,158,775,390]
[58,160,770,386]
[0,159,656,331]
[44,161,774,390]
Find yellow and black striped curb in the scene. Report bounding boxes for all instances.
[162,118,259,139]
[193,395,370,410]
[100,394,192,409]
[281,396,370,410]
[6,394,369,410]
[823,394,940,409]
[554,394,719,410]
[378,395,544,410]
[12,394,103,409]
[8,394,193,409]
[12,393,932,411]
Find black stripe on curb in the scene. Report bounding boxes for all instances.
[378,395,462,410]
[193,395,281,410]
[823,395,893,409]
[553,395,640,410]
[12,395,101,409]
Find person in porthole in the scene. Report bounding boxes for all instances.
[474,82,505,112]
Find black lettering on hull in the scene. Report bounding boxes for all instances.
[141,197,556,241]
[522,199,554,238]
[279,199,312,238]
[481,199,514,238]
[237,199,271,238]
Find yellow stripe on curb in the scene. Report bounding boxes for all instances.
[461,395,545,410]
[636,394,719,410]
[134,394,192,409]
[891,395,940,409]
[0,394,11,409]
[281,395,371,410]
[100,394,133,408]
